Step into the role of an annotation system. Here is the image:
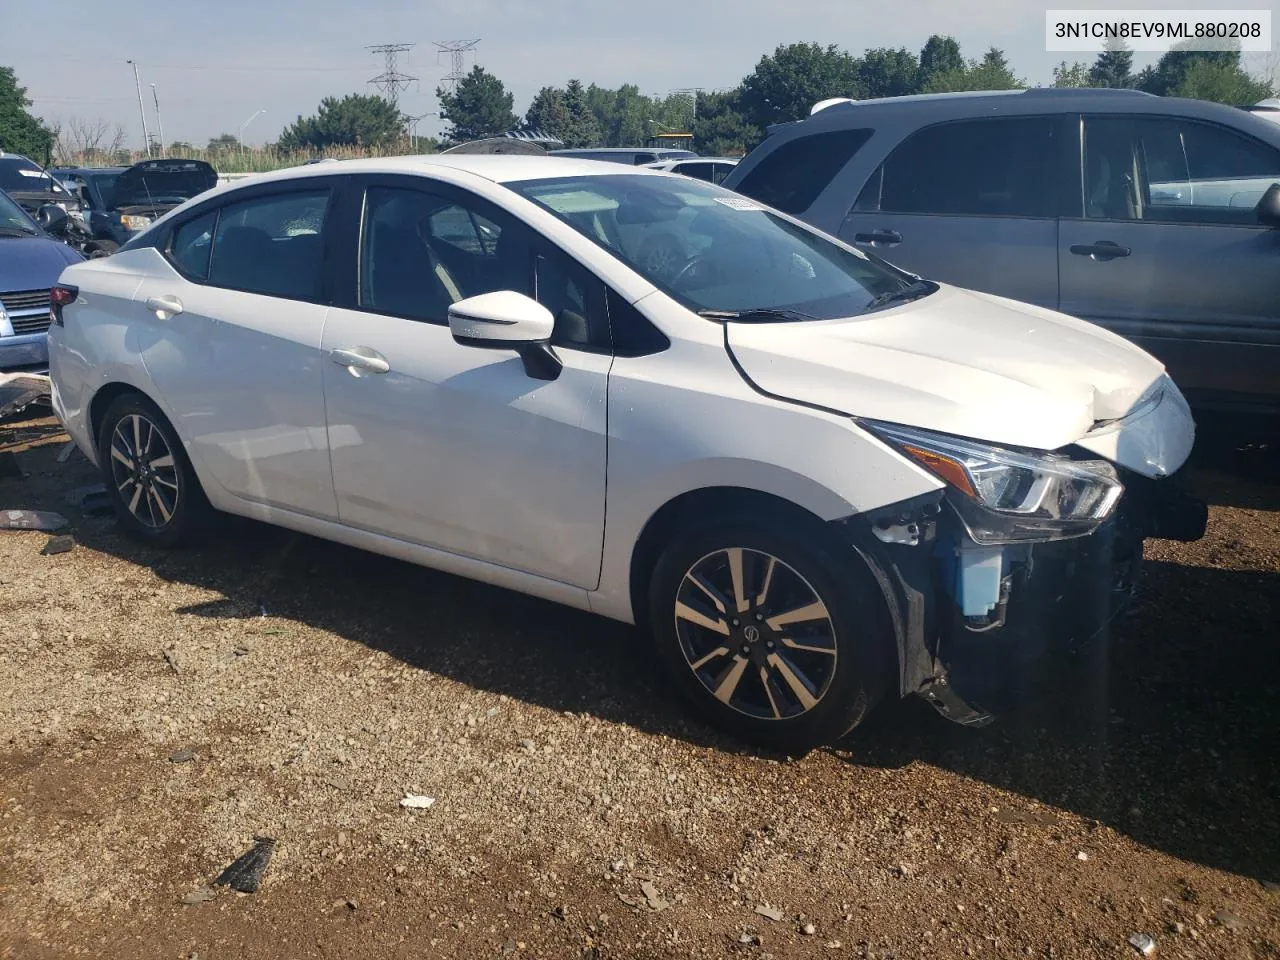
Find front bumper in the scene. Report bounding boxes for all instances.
[847,473,1206,725]
[0,332,49,371]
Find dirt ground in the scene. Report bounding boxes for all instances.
[1,409,1278,960]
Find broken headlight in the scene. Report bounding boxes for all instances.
[867,422,1123,544]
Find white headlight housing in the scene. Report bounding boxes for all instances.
[868,422,1123,543]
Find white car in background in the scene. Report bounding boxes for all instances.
[643,156,739,185]
[47,156,1205,749]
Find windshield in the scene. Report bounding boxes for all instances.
[509,174,916,319]
[0,157,65,195]
[0,190,38,234]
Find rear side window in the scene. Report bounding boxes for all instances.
[734,128,872,215]
[169,211,217,280]
[863,117,1060,219]
[207,190,331,300]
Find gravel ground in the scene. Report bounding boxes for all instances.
[1,412,1278,960]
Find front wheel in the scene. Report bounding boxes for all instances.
[86,240,119,259]
[648,518,894,751]
[96,394,211,546]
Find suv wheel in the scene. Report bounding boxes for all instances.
[96,394,211,546]
[649,517,892,751]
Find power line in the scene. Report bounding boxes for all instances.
[433,40,480,92]
[367,43,417,110]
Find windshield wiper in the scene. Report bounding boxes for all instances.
[0,225,38,237]
[697,307,818,323]
[864,279,937,312]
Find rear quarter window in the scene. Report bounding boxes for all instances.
[733,128,872,215]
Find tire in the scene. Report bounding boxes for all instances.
[87,240,119,259]
[648,515,894,752]
[96,394,211,547]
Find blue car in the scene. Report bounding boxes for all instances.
[0,188,84,370]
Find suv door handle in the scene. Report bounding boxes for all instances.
[144,295,183,319]
[853,229,902,247]
[1069,241,1131,261]
[330,346,390,375]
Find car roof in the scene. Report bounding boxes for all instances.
[49,166,126,174]
[216,154,673,187]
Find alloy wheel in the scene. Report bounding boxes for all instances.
[109,413,180,529]
[673,547,838,720]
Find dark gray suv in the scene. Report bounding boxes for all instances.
[722,89,1280,415]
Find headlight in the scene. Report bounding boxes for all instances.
[867,422,1123,544]
[120,214,152,231]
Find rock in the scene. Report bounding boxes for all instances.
[802,923,816,935]
[519,738,535,752]
[1212,910,1246,931]
[1127,933,1156,956]
[1262,880,1280,894]
[754,904,785,922]
[41,535,75,556]
[181,886,216,904]
[739,933,758,945]
[169,747,196,763]
[1170,921,1187,935]
[399,794,435,810]
[1076,851,1089,861]
[825,942,842,950]
[640,880,669,912]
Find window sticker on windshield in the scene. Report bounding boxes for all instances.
[713,197,764,211]
[18,169,48,178]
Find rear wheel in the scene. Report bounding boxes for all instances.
[648,517,894,751]
[96,394,211,546]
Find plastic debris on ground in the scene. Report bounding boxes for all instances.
[1,510,68,532]
[40,535,75,556]
[0,373,51,422]
[1128,932,1156,955]
[213,837,276,894]
[399,794,436,810]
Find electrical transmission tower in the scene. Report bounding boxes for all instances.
[434,39,480,91]
[367,43,417,110]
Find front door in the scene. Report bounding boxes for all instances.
[134,185,338,517]
[1060,114,1280,407]
[839,115,1068,310]
[320,179,611,588]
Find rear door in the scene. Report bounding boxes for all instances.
[1060,114,1280,408]
[133,182,338,517]
[838,116,1070,310]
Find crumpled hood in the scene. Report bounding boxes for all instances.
[725,285,1193,475]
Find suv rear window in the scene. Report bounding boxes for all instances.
[734,128,872,215]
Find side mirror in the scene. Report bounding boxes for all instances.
[448,291,562,381]
[1257,183,1280,227]
[36,204,70,236]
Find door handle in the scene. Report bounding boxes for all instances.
[853,229,902,247]
[144,294,183,319]
[330,346,390,375]
[1069,241,1131,261]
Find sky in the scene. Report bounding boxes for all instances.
[4,0,1278,149]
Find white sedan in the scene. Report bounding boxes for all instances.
[47,156,1204,749]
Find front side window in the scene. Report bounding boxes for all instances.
[206,190,330,300]
[1084,116,1280,225]
[360,186,533,323]
[863,117,1060,219]
[510,174,914,320]
[734,128,872,215]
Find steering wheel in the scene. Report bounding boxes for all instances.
[669,254,715,291]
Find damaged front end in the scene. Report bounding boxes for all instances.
[842,400,1207,727]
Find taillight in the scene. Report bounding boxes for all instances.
[50,284,78,326]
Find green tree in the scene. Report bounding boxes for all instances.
[859,47,921,98]
[1052,61,1092,88]
[691,90,759,156]
[562,79,601,147]
[917,35,964,90]
[1136,40,1274,103]
[277,93,403,151]
[436,66,518,143]
[923,47,1022,93]
[738,42,863,129]
[206,133,242,155]
[1089,37,1134,88]
[525,86,571,140]
[0,66,54,161]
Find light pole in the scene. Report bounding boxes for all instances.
[126,60,151,157]
[238,109,266,154]
[150,83,166,155]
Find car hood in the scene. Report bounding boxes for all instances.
[109,159,218,210]
[724,285,1193,477]
[0,235,83,287]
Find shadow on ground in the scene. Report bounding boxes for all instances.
[4,416,1278,886]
